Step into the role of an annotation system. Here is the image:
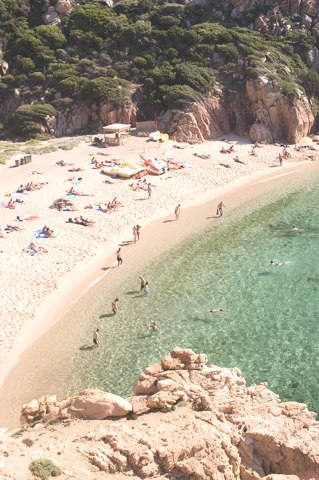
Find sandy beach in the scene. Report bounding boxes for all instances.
[1,133,319,427]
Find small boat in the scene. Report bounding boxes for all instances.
[101,162,142,179]
[140,155,167,175]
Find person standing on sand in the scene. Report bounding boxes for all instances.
[139,275,146,291]
[93,328,100,346]
[278,153,283,166]
[175,204,181,220]
[147,183,152,200]
[133,225,137,244]
[216,201,225,217]
[136,225,141,241]
[144,281,149,294]
[116,247,123,266]
[112,298,119,314]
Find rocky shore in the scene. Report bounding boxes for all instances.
[1,348,318,479]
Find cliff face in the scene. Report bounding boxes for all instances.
[2,348,318,479]
[159,76,314,144]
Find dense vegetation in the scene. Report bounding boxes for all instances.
[1,0,319,136]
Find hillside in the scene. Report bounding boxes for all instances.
[0,0,319,142]
[1,348,319,479]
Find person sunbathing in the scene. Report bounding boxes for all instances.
[67,186,76,195]
[25,182,37,191]
[42,226,55,238]
[26,242,48,254]
[234,156,245,165]
[5,224,23,232]
[68,167,84,172]
[80,215,95,226]
[56,160,66,166]
[74,216,95,227]
[7,198,16,209]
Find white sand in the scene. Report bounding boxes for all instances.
[0,134,318,388]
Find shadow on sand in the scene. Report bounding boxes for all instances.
[79,344,96,351]
[99,313,114,319]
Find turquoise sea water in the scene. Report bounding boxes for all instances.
[65,170,319,412]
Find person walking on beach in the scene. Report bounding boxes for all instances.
[133,225,137,243]
[93,328,100,346]
[136,225,141,241]
[175,204,181,220]
[139,275,146,292]
[278,153,283,166]
[116,247,123,266]
[147,183,152,200]
[112,298,119,314]
[216,201,225,217]
[144,281,149,294]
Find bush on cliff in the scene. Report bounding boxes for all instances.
[83,77,130,105]
[12,103,57,138]
[29,458,62,479]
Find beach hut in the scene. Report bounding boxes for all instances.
[103,123,131,146]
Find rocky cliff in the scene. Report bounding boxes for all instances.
[2,348,318,479]
[1,0,319,142]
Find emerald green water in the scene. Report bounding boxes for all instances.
[66,170,319,413]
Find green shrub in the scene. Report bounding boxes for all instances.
[29,458,62,479]
[216,43,239,62]
[13,103,57,137]
[51,97,74,109]
[29,72,46,85]
[15,57,35,74]
[159,84,204,109]
[59,76,87,97]
[84,77,130,105]
[34,25,66,50]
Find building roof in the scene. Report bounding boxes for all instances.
[102,123,131,132]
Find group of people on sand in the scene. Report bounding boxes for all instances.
[17,181,45,193]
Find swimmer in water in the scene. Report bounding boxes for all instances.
[208,309,224,313]
[149,320,159,331]
[270,260,287,267]
[292,225,304,232]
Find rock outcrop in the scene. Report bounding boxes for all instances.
[160,75,314,144]
[43,0,77,26]
[11,348,319,479]
[246,76,314,143]
[227,0,319,19]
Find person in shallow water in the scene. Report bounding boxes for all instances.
[93,328,100,346]
[112,298,119,314]
[149,320,159,331]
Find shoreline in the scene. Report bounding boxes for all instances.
[0,153,318,428]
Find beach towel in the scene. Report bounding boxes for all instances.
[25,216,40,221]
[72,179,82,185]
[34,229,46,239]
[67,194,77,199]
[25,248,38,255]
